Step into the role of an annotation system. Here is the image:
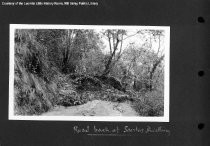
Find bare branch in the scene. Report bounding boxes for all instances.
[156,33,161,55]
[122,30,141,40]
[116,35,124,61]
[107,31,112,54]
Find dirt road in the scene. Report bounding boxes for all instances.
[42,100,138,116]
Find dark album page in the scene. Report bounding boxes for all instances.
[0,0,209,145]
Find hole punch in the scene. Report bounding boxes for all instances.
[198,123,205,130]
[198,70,204,77]
[197,17,205,23]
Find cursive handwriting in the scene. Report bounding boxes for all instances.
[73,125,170,136]
[73,126,90,134]
[145,126,170,136]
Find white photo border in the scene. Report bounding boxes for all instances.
[9,24,170,122]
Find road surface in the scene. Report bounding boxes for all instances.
[42,100,138,116]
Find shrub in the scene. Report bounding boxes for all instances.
[132,90,164,116]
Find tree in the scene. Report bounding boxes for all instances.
[145,30,165,90]
[102,29,126,76]
[75,30,105,75]
[122,29,165,91]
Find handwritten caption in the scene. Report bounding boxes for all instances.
[1,1,98,6]
[73,125,171,136]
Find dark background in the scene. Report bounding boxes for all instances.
[0,0,209,145]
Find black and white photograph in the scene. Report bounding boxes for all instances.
[9,24,169,122]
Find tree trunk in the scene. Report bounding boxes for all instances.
[102,38,120,76]
[149,55,164,90]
